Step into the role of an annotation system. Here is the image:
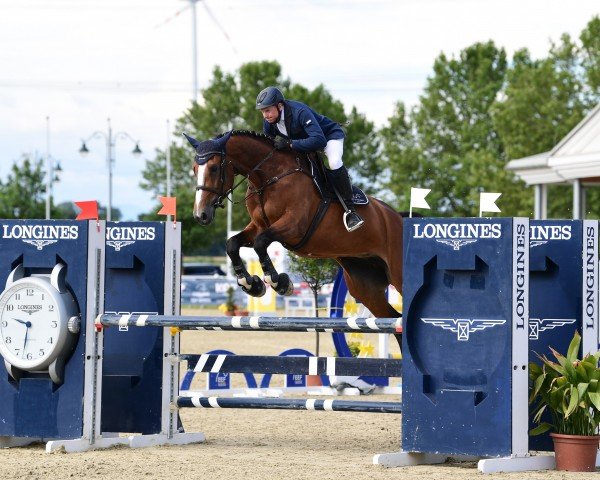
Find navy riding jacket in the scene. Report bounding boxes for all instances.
[262,100,345,152]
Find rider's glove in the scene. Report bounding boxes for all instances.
[274,136,292,150]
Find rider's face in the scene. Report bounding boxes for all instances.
[260,105,281,124]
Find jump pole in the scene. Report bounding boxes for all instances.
[98,314,402,333]
[177,396,402,414]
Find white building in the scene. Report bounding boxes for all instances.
[506,103,600,219]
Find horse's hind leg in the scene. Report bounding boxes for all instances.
[253,230,294,296]
[337,256,402,350]
[226,226,266,297]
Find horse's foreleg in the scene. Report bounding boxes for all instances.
[226,229,266,298]
[253,231,294,296]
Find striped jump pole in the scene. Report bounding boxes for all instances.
[177,396,402,414]
[181,353,402,378]
[98,314,402,333]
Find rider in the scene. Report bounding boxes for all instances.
[255,86,364,232]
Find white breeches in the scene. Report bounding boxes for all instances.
[324,138,344,170]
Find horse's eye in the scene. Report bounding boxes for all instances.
[209,165,219,174]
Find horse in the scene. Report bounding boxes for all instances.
[185,130,405,320]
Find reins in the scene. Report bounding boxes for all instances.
[195,145,309,212]
[195,148,277,208]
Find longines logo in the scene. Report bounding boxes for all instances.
[421,317,506,341]
[106,226,156,251]
[514,222,527,331]
[413,223,502,251]
[530,225,572,248]
[584,225,597,330]
[18,304,42,315]
[2,224,78,250]
[529,318,576,340]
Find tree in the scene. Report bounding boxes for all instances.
[287,254,339,356]
[287,254,339,318]
[0,155,46,219]
[492,31,594,218]
[580,16,600,102]
[383,42,516,215]
[140,60,378,255]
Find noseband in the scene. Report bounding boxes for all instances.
[195,151,230,208]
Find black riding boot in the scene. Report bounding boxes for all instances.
[330,166,364,232]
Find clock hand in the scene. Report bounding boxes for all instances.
[12,317,28,326]
[22,327,29,358]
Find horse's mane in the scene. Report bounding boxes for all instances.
[218,129,274,147]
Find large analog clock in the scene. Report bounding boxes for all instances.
[0,263,80,384]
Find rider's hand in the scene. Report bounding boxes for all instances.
[274,136,292,150]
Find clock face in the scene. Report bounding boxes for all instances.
[0,280,65,370]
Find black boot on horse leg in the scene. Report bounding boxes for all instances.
[330,166,364,232]
[226,233,266,297]
[254,232,294,296]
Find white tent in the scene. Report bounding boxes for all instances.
[506,103,600,219]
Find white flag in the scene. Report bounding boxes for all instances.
[408,187,431,218]
[479,192,501,217]
[410,188,431,215]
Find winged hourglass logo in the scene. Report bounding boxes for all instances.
[529,318,577,339]
[421,317,507,341]
[22,239,58,251]
[435,239,477,251]
[106,240,135,251]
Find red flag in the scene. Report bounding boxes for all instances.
[75,200,99,220]
[157,196,176,223]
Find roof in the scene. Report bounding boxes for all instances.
[506,103,600,185]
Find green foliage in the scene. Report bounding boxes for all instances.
[140,60,378,255]
[0,156,47,219]
[579,16,600,101]
[346,341,361,357]
[287,254,338,317]
[135,16,600,251]
[224,286,237,312]
[529,331,600,436]
[383,17,600,218]
[383,41,514,215]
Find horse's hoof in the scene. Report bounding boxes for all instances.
[241,275,266,297]
[275,273,294,296]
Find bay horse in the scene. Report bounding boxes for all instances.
[185,130,404,319]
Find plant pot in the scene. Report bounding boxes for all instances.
[550,433,600,472]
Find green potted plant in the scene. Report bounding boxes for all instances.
[529,331,600,472]
[223,286,248,316]
[224,286,237,316]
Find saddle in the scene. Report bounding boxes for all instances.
[285,153,367,251]
[306,153,369,205]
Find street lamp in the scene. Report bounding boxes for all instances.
[79,118,142,221]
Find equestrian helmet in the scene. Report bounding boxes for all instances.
[256,86,285,109]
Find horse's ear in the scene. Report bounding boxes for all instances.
[182,132,201,149]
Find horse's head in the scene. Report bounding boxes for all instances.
[185,131,234,225]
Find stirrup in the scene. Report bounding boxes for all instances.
[343,211,364,232]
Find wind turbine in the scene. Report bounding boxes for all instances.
[155,0,237,102]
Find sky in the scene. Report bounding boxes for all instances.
[0,0,598,221]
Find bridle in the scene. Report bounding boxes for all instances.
[195,147,277,209]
